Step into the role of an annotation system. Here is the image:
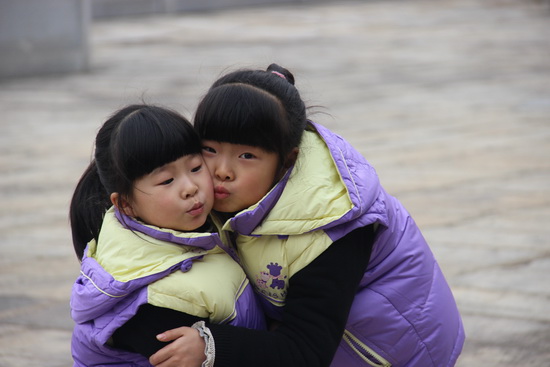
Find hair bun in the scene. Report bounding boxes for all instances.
[267,63,295,85]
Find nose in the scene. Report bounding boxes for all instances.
[181,179,198,199]
[214,159,234,182]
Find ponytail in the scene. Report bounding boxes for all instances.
[267,63,296,85]
[69,161,111,260]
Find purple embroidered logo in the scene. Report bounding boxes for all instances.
[256,262,287,291]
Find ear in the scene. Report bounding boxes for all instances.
[284,147,299,168]
[110,192,135,217]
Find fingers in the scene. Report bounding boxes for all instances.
[149,344,169,366]
[150,327,198,366]
[156,326,190,342]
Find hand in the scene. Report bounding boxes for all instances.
[149,327,206,367]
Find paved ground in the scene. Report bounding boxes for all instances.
[1,0,549,365]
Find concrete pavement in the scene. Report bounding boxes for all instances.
[1,0,550,365]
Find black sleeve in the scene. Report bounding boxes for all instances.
[112,303,205,357]
[209,225,374,367]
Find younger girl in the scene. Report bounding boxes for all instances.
[151,65,465,367]
[69,104,265,367]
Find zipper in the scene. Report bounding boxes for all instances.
[342,330,391,367]
[211,213,242,264]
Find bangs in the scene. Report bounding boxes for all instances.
[194,84,288,153]
[114,107,201,180]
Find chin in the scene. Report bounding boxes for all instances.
[213,204,237,213]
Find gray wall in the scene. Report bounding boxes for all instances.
[0,0,90,79]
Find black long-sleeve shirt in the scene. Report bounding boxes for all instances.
[113,225,374,366]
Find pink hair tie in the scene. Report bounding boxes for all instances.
[271,71,286,80]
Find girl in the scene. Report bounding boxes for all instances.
[69,104,265,367]
[150,65,465,367]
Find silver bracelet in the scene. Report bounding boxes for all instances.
[191,321,215,367]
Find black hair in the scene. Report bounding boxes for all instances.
[69,104,201,260]
[194,63,307,166]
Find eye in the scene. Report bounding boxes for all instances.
[202,146,216,154]
[160,178,174,185]
[240,152,256,159]
[191,165,202,173]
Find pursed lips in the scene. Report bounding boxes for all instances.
[187,202,204,216]
[214,186,230,199]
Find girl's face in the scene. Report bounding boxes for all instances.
[122,154,214,231]
[201,140,279,213]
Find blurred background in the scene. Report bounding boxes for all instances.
[1,0,550,366]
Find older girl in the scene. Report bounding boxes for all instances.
[151,65,464,367]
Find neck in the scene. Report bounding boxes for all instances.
[214,211,238,223]
[193,219,214,233]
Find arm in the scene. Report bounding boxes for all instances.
[151,225,374,367]
[112,303,204,357]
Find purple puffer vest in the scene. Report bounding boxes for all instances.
[228,122,465,366]
[70,212,266,367]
